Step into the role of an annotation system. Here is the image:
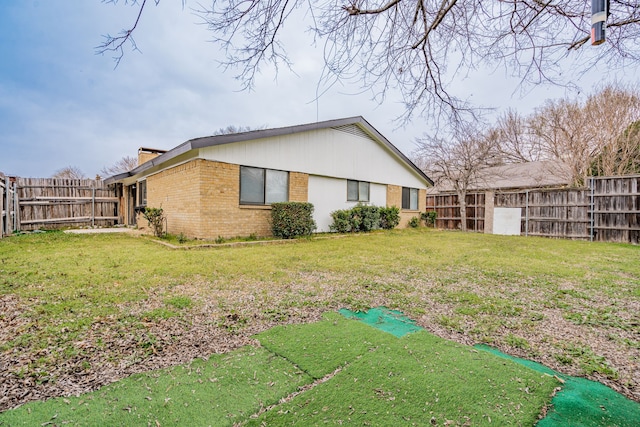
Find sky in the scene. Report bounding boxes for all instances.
[0,1,636,178]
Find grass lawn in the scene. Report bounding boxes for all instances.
[0,313,561,426]
[0,229,638,412]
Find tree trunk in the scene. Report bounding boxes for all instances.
[458,192,467,231]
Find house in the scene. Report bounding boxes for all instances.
[426,160,572,235]
[427,160,571,194]
[105,117,433,239]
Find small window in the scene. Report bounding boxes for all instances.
[138,180,147,206]
[240,166,289,205]
[402,187,419,210]
[347,180,370,202]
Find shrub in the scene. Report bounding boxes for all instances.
[331,205,403,233]
[421,211,437,227]
[142,207,165,237]
[351,204,380,232]
[379,206,400,230]
[271,202,317,239]
[330,209,353,233]
[408,216,421,228]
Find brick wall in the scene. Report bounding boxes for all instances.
[289,172,309,202]
[144,159,310,239]
[386,185,427,228]
[144,159,425,238]
[146,160,203,237]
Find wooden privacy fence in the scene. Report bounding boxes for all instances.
[426,175,640,244]
[425,192,486,232]
[1,177,119,237]
[1,177,17,238]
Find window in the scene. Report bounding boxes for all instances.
[138,180,147,206]
[240,166,289,205]
[347,180,370,202]
[402,187,418,210]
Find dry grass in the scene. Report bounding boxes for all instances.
[0,229,638,411]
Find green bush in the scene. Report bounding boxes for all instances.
[379,206,400,230]
[330,209,353,233]
[408,216,421,228]
[271,202,317,239]
[331,204,401,233]
[142,207,165,238]
[351,204,380,232]
[421,211,437,227]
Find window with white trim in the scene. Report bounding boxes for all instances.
[347,180,370,202]
[240,166,289,205]
[402,187,418,210]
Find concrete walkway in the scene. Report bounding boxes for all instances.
[63,227,133,234]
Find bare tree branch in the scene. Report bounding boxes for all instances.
[100,155,139,177]
[96,0,160,67]
[414,122,500,230]
[101,1,640,124]
[52,166,87,180]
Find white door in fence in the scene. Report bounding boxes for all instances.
[493,207,521,236]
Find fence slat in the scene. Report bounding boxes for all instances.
[429,175,640,244]
[1,177,121,232]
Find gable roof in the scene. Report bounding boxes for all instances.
[105,116,433,186]
[428,160,571,193]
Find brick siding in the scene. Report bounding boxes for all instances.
[144,159,310,239]
[386,185,427,228]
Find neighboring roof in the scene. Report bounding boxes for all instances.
[105,116,433,186]
[429,160,571,193]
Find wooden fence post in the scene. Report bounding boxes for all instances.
[92,187,96,228]
[5,176,11,235]
[1,179,4,238]
[13,181,19,232]
[589,178,595,242]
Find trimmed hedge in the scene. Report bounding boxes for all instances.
[330,204,400,233]
[271,202,317,239]
[379,206,401,230]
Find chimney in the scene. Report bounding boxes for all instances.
[138,147,167,166]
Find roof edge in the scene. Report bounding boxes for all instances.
[105,116,433,186]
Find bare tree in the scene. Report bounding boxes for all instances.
[98,1,640,124]
[494,109,542,163]
[591,120,640,176]
[527,98,593,187]
[415,123,500,231]
[212,125,266,135]
[100,155,138,177]
[52,166,87,180]
[495,84,640,186]
[584,86,640,177]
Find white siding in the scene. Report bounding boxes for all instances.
[309,175,386,232]
[199,127,426,189]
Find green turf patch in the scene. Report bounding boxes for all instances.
[0,346,312,427]
[477,345,640,427]
[338,306,423,337]
[255,312,391,379]
[251,313,559,426]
